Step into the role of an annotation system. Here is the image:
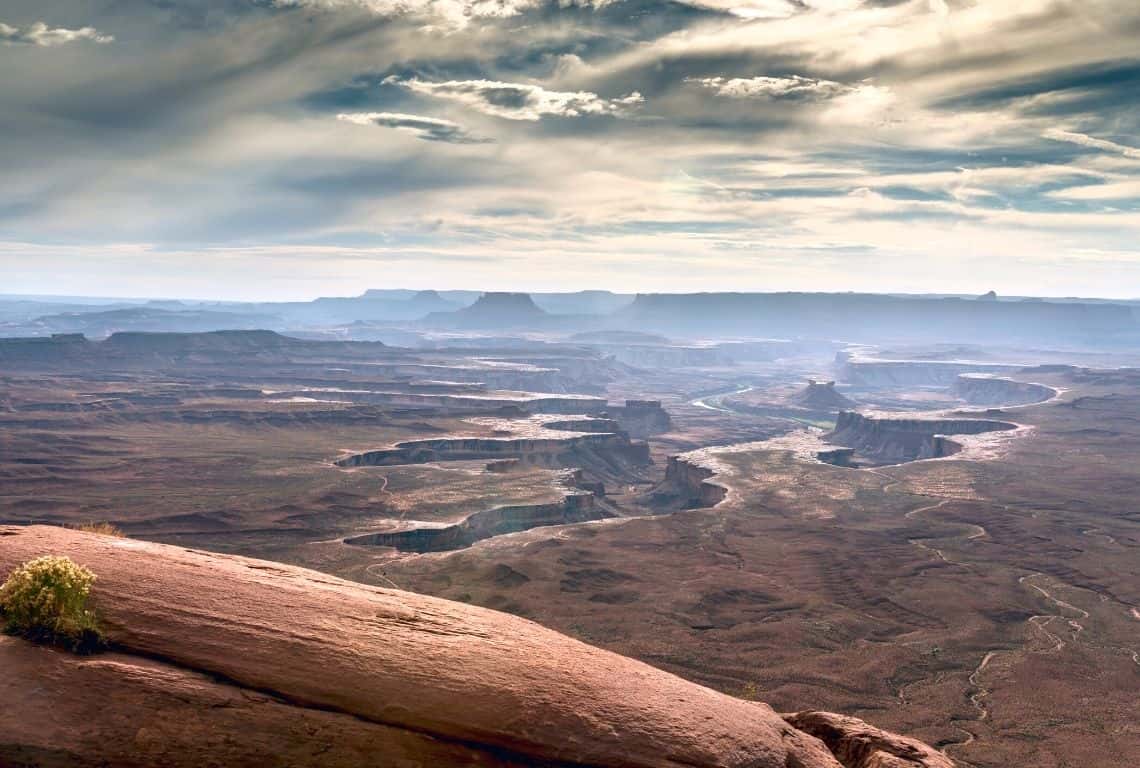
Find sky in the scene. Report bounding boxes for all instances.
[1,0,1139,301]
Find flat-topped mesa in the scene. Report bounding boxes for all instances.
[424,292,549,330]
[275,390,610,416]
[608,399,673,438]
[470,291,546,315]
[792,380,856,410]
[838,357,1019,388]
[0,526,950,768]
[336,431,650,470]
[617,291,1134,345]
[0,330,396,369]
[826,411,1018,464]
[0,332,95,364]
[951,374,1056,407]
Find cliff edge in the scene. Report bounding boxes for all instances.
[0,526,950,768]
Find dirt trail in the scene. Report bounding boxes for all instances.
[1020,573,1088,650]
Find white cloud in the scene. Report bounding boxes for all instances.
[337,112,491,143]
[1044,129,1140,160]
[688,75,852,101]
[270,0,549,28]
[689,75,894,124]
[673,0,798,19]
[385,77,643,121]
[1047,180,1140,201]
[0,20,112,47]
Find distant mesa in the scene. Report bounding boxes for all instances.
[424,292,548,329]
[308,289,464,323]
[0,329,391,368]
[464,292,546,319]
[612,291,1134,344]
[531,290,633,315]
[405,289,458,312]
[792,379,856,410]
[25,306,277,337]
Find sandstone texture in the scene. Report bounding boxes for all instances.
[0,526,950,768]
[0,524,943,765]
[784,712,954,768]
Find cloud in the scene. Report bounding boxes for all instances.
[337,111,492,143]
[1047,180,1140,201]
[4,0,1140,299]
[384,76,643,120]
[0,20,113,46]
[1043,129,1140,160]
[270,0,547,28]
[672,0,798,19]
[688,75,854,101]
[688,75,894,124]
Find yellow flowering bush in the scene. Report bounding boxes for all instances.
[0,555,103,652]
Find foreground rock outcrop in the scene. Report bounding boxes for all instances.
[0,526,949,768]
[785,712,953,768]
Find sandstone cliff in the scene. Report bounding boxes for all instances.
[0,526,950,768]
[950,374,1056,407]
[827,411,1017,464]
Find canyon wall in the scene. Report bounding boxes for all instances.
[336,432,650,470]
[827,411,1017,464]
[951,375,1056,406]
[838,357,1018,388]
[345,491,603,552]
[655,455,729,508]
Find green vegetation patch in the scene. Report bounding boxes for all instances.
[0,555,105,653]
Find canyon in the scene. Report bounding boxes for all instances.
[824,411,1020,465]
[2,313,1138,767]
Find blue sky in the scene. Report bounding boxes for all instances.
[1,0,1138,299]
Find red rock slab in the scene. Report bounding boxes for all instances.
[0,525,841,768]
[0,636,549,768]
[783,711,955,768]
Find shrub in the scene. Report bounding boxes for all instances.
[71,522,125,538]
[0,555,104,652]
